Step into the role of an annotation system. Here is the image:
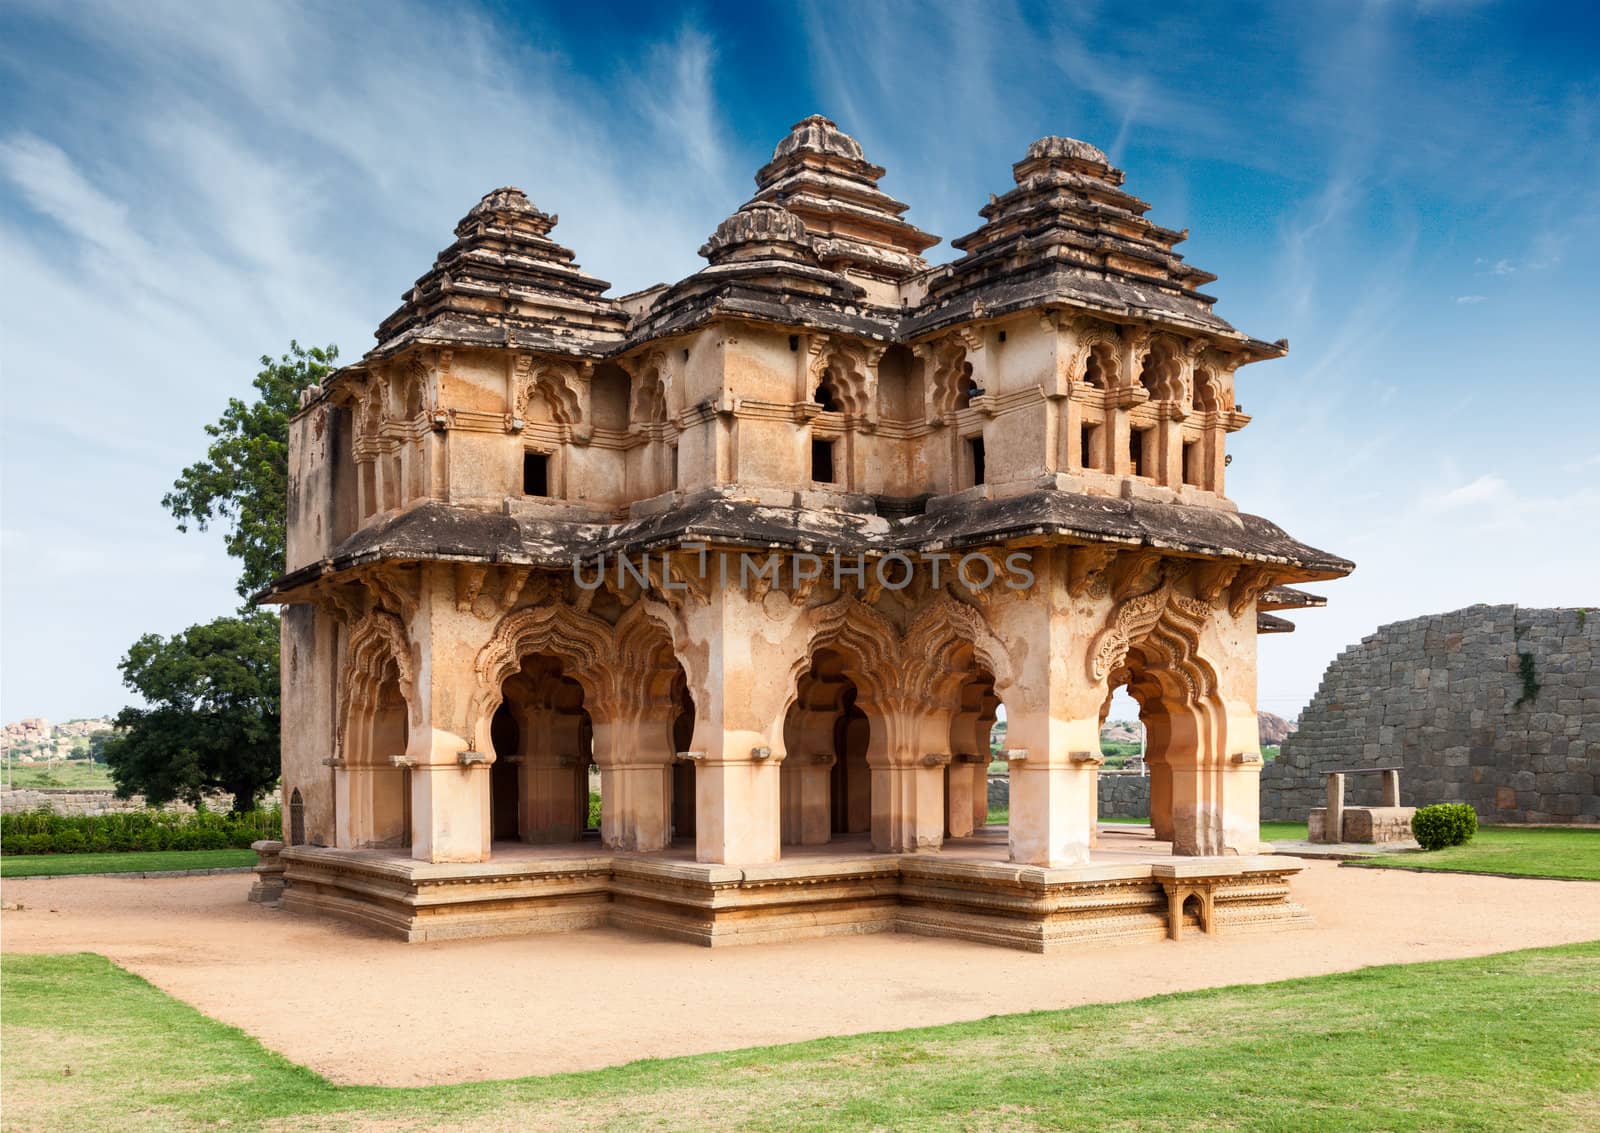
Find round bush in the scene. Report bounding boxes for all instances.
[1412,803,1478,851]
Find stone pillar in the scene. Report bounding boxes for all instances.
[1325,772,1346,844]
[411,755,491,863]
[673,585,799,866]
[1008,743,1100,867]
[946,754,986,838]
[410,565,492,863]
[595,714,676,852]
[865,704,951,852]
[1148,759,1173,840]
[780,753,834,846]
[1382,768,1401,808]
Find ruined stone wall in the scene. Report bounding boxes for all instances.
[1261,606,1598,825]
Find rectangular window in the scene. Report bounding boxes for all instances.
[1183,440,1202,487]
[1081,424,1100,471]
[811,438,835,484]
[523,451,550,497]
[1130,428,1154,478]
[967,435,987,487]
[669,443,679,490]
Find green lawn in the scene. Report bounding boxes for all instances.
[0,849,256,878]
[4,945,1599,1131]
[0,758,115,790]
[1351,826,1600,882]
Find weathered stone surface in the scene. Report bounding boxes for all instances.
[1262,606,1598,825]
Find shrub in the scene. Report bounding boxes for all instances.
[1412,803,1478,851]
[0,807,281,855]
[587,791,602,830]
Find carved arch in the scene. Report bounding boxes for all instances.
[1138,336,1188,404]
[1088,570,1218,705]
[513,357,585,426]
[340,609,417,728]
[624,349,673,428]
[808,340,876,419]
[1066,321,1124,392]
[924,337,976,420]
[904,590,1016,706]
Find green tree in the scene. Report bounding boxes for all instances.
[163,341,339,598]
[102,611,281,812]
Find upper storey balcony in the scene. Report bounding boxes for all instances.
[274,118,1345,594]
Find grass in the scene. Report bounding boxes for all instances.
[4,945,1599,1131]
[1351,826,1600,881]
[0,849,257,878]
[0,758,115,790]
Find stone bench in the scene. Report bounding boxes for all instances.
[1308,768,1416,844]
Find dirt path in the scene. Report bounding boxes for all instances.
[4,861,1598,1087]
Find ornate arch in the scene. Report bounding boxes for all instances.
[1137,336,1189,403]
[808,340,876,419]
[624,348,673,428]
[355,377,388,441]
[924,336,976,420]
[473,603,615,723]
[340,609,417,726]
[801,594,901,710]
[1089,567,1219,705]
[512,356,585,426]
[1066,320,1124,392]
[904,590,1016,706]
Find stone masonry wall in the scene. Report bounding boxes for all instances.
[1,788,283,816]
[988,772,1152,819]
[1262,605,1598,824]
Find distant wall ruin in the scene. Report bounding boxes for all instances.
[1261,605,1598,825]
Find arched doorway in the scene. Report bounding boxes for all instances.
[947,670,1002,838]
[1107,642,1225,854]
[346,656,411,849]
[493,653,593,843]
[780,648,871,846]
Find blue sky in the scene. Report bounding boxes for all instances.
[2,0,1597,723]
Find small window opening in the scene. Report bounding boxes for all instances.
[997,330,1007,343]
[814,382,840,412]
[523,451,550,497]
[1183,440,1202,487]
[1130,428,1154,479]
[1081,424,1101,471]
[669,443,679,489]
[788,334,800,352]
[811,438,835,484]
[967,436,986,487]
[289,788,305,846]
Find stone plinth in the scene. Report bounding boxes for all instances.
[1308,806,1417,844]
[275,838,1309,950]
[248,840,287,903]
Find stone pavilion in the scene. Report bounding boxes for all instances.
[257,117,1352,948]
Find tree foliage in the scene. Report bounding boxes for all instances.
[163,341,338,597]
[102,611,282,812]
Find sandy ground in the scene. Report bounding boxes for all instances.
[3,860,1599,1087]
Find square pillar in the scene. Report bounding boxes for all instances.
[1381,768,1401,807]
[1325,772,1346,845]
[410,758,490,863]
[871,757,949,852]
[1008,754,1098,867]
[946,754,986,838]
[695,745,781,864]
[780,754,834,846]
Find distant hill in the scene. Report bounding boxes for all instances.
[1258,712,1296,746]
[2,716,115,763]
